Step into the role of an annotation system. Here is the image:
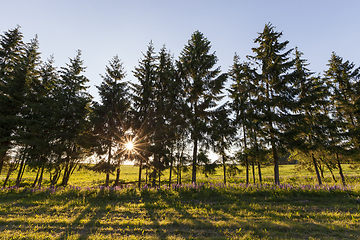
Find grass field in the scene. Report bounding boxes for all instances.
[1,164,360,239]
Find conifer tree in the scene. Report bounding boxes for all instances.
[178,31,227,183]
[0,27,25,175]
[92,55,130,186]
[131,41,157,188]
[324,53,360,185]
[53,50,92,186]
[290,48,330,185]
[247,23,296,184]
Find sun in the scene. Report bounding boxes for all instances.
[125,141,134,151]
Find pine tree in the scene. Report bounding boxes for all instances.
[324,52,360,185]
[53,50,92,186]
[290,48,330,185]
[131,41,157,188]
[247,23,296,185]
[0,27,25,175]
[178,31,227,183]
[92,55,130,186]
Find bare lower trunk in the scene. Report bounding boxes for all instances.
[114,167,120,186]
[223,155,226,185]
[257,161,262,184]
[272,142,280,185]
[325,161,337,183]
[312,153,322,185]
[252,159,256,184]
[16,153,27,187]
[169,161,173,187]
[192,139,197,183]
[336,154,346,186]
[38,165,45,188]
[138,161,142,189]
[3,163,17,188]
[243,125,249,185]
[32,167,41,188]
[105,144,112,187]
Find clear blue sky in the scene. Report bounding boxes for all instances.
[2,0,359,101]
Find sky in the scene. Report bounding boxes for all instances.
[1,0,359,102]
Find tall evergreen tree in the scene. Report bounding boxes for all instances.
[290,48,330,185]
[324,52,360,185]
[178,31,227,183]
[0,27,25,175]
[53,50,92,186]
[247,23,296,184]
[92,55,130,186]
[131,41,157,188]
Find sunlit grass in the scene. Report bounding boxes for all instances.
[1,164,360,238]
[2,164,359,189]
[0,183,359,239]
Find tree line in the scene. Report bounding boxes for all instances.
[1,23,359,188]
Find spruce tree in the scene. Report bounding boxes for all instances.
[0,27,25,175]
[92,55,130,186]
[53,50,92,186]
[247,23,296,185]
[290,48,330,185]
[324,52,360,185]
[178,31,227,183]
[131,41,157,188]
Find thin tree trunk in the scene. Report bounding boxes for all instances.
[312,153,322,185]
[32,167,41,188]
[223,155,226,185]
[15,153,26,187]
[257,161,262,184]
[252,159,256,184]
[243,125,249,185]
[336,154,346,186]
[105,144,112,187]
[192,139,197,183]
[114,167,120,186]
[318,162,325,179]
[169,160,173,187]
[138,161,142,189]
[324,161,337,183]
[3,163,17,188]
[38,164,45,188]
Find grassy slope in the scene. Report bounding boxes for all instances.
[0,185,359,239]
[0,164,360,239]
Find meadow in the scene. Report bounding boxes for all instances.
[1,165,360,239]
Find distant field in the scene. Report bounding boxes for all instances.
[1,163,360,189]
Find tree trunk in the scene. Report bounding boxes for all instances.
[252,159,256,184]
[312,153,322,185]
[257,161,262,184]
[105,144,112,187]
[32,167,41,188]
[192,139,197,183]
[3,163,17,188]
[114,167,120,186]
[38,164,45,188]
[318,162,325,179]
[15,153,26,187]
[325,161,337,183]
[169,160,173,187]
[336,154,346,186]
[138,161,142,189]
[243,125,249,185]
[223,155,226,185]
[158,172,161,188]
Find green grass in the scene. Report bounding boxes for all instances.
[0,184,359,239]
[2,164,360,189]
[1,164,360,239]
